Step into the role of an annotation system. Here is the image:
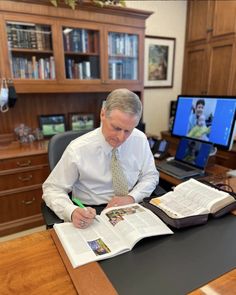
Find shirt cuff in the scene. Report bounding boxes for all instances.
[64,203,78,222]
[128,192,143,203]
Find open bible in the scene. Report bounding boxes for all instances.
[143,178,236,229]
[54,203,173,268]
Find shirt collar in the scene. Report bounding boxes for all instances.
[97,127,133,156]
[97,127,113,156]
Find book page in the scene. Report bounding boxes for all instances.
[150,179,235,218]
[100,203,173,249]
[54,219,128,268]
[54,204,173,268]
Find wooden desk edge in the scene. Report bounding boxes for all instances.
[50,229,118,295]
[188,268,236,294]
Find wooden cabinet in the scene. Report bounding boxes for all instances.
[0,0,151,93]
[182,0,236,95]
[183,37,235,95]
[0,141,49,236]
[186,0,210,43]
[186,0,236,44]
[182,43,208,95]
[0,0,151,136]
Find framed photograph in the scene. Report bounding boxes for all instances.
[39,114,66,137]
[144,35,175,88]
[69,113,94,131]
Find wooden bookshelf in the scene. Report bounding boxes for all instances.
[0,0,152,135]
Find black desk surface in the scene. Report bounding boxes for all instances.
[100,214,236,295]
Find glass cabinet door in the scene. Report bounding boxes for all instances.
[62,26,100,80]
[108,32,138,80]
[6,21,55,80]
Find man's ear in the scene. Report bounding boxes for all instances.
[100,108,104,116]
[100,108,105,122]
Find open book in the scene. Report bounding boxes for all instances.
[54,203,173,268]
[143,178,236,229]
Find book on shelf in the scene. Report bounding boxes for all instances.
[89,56,99,79]
[83,61,91,79]
[54,203,173,268]
[143,178,236,229]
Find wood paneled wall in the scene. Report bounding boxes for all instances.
[0,93,107,135]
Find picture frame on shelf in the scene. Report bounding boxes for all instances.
[39,114,66,137]
[144,35,175,88]
[69,113,94,131]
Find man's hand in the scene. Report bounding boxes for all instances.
[106,195,135,209]
[71,207,96,229]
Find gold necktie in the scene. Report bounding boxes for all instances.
[111,148,129,196]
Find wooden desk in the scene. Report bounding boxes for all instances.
[189,268,236,295]
[157,161,230,186]
[0,230,117,295]
[0,215,236,294]
[0,231,76,294]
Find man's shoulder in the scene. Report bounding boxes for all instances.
[126,128,148,147]
[69,128,100,149]
[133,128,147,139]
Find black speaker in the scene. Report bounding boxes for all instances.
[169,100,177,131]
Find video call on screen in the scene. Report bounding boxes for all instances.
[172,96,236,148]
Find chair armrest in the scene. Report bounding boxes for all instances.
[41,201,64,229]
[151,185,167,196]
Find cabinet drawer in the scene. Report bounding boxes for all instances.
[0,188,43,223]
[0,154,48,170]
[0,166,49,190]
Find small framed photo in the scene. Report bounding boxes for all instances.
[144,35,175,88]
[69,113,94,131]
[39,114,66,137]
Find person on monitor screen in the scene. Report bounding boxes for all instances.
[42,88,159,229]
[187,114,210,141]
[183,140,198,164]
[188,99,205,132]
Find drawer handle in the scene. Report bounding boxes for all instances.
[21,197,35,205]
[18,175,33,182]
[16,160,31,167]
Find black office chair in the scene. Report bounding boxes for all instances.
[41,130,91,229]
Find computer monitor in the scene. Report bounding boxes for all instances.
[171,95,236,150]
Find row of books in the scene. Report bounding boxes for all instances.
[65,58,99,79]
[109,58,138,80]
[6,23,138,57]
[108,32,138,57]
[7,22,52,50]
[11,56,55,79]
[63,28,97,53]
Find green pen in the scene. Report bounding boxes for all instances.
[72,197,100,222]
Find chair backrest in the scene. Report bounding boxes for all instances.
[48,130,90,170]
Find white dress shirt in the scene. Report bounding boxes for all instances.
[42,127,159,221]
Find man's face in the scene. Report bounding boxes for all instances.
[100,108,138,148]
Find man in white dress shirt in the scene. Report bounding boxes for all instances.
[42,88,159,228]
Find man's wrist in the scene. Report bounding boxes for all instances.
[127,195,135,203]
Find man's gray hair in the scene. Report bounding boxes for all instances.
[104,88,142,123]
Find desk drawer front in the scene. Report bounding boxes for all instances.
[0,166,49,190]
[0,188,43,222]
[0,154,48,170]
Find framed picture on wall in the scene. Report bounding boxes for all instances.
[68,113,94,131]
[39,114,66,137]
[144,35,175,88]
